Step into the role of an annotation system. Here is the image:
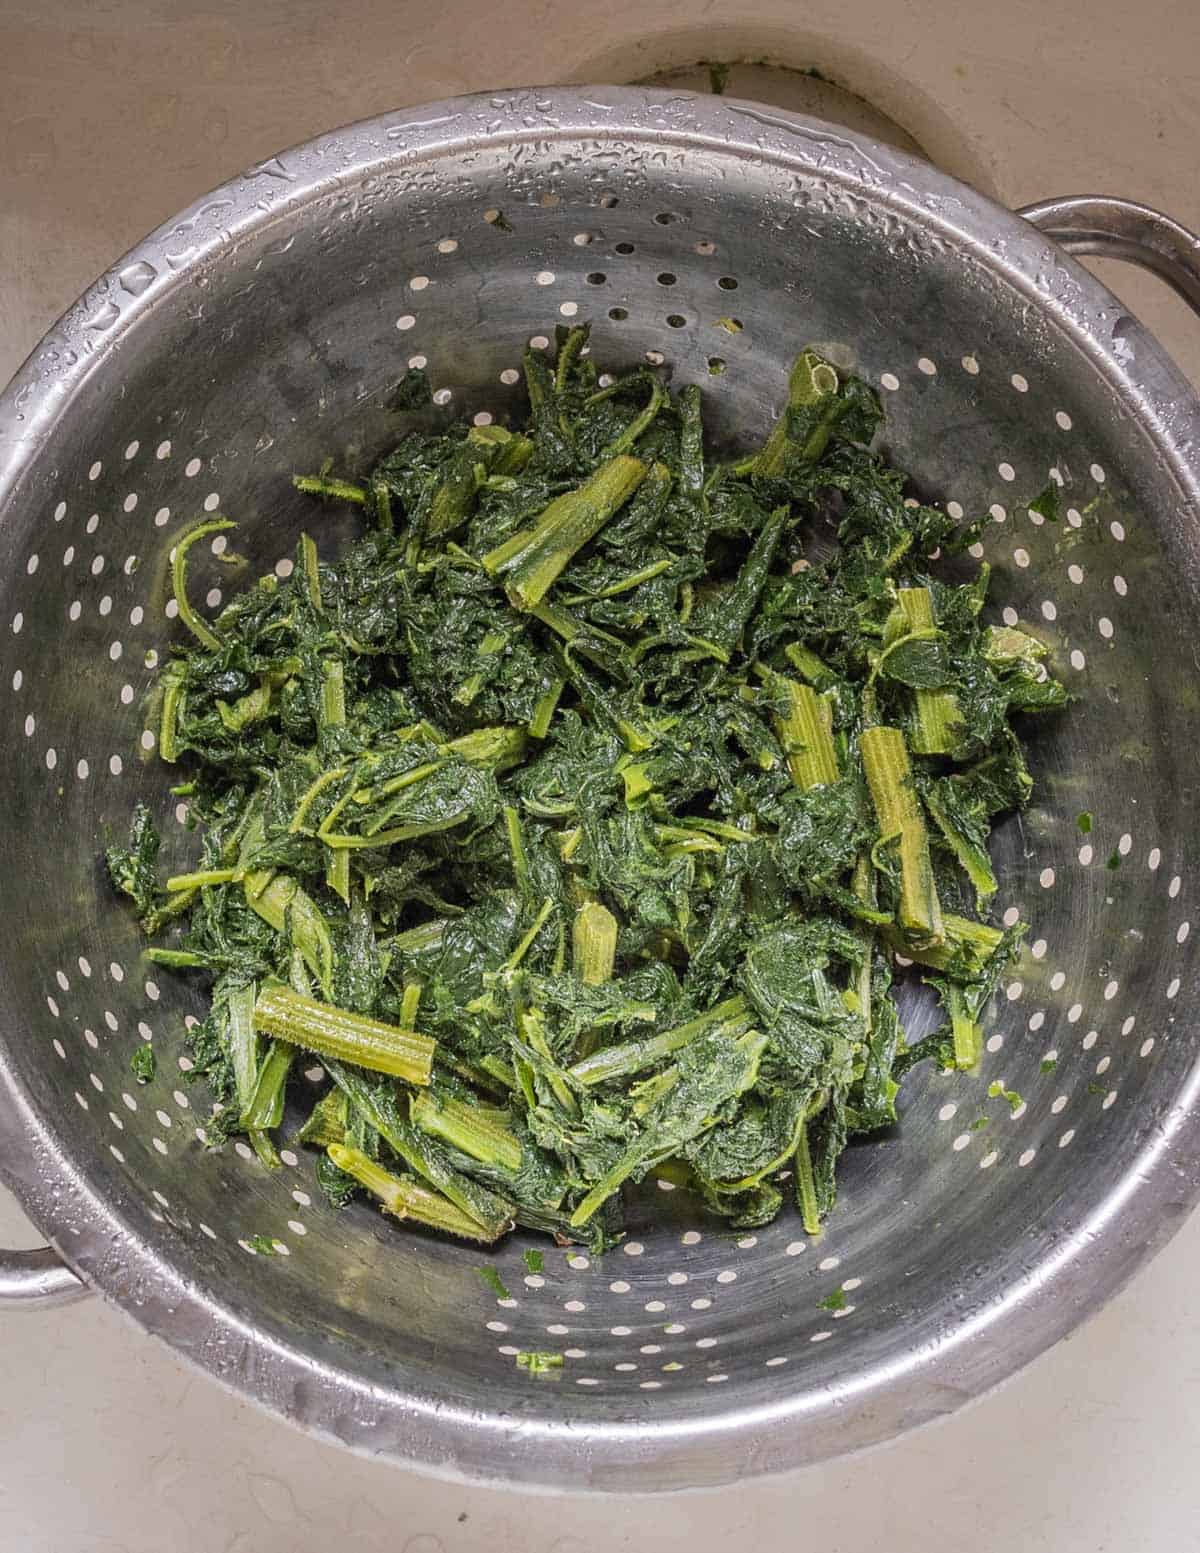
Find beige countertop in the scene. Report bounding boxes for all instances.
[2,2,1198,1547]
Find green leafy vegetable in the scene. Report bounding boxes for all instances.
[130,1043,156,1084]
[515,1350,563,1374]
[478,1266,512,1300]
[107,325,1065,1249]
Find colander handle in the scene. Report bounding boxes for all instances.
[1019,196,1200,314]
[0,1246,88,1307]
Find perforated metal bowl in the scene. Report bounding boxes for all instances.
[2,87,1200,1493]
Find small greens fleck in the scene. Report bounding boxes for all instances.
[1076,811,1093,834]
[247,1234,277,1255]
[818,1287,847,1311]
[988,1079,1023,1112]
[1028,484,1061,522]
[516,1350,563,1375]
[130,1043,156,1084]
[523,1247,544,1275]
[479,1266,512,1300]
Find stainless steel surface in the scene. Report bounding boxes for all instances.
[0,85,1198,1492]
[0,1245,88,1306]
[1020,196,1200,313]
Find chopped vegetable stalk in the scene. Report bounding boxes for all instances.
[741,351,841,477]
[171,519,235,653]
[924,787,997,909]
[243,873,334,997]
[327,1061,513,1237]
[327,1144,497,1242]
[228,982,259,1119]
[528,677,566,739]
[410,1090,524,1171]
[292,474,367,504]
[897,588,962,755]
[570,996,751,1087]
[794,1122,822,1237]
[428,426,529,539]
[253,983,435,1085]
[318,659,350,903]
[945,983,982,1071]
[784,642,836,687]
[482,455,648,609]
[572,901,618,986]
[860,725,944,950]
[166,868,237,891]
[774,676,838,789]
[294,1087,347,1148]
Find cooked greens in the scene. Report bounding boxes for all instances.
[107,326,1065,1250]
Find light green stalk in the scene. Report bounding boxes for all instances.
[410,1091,524,1172]
[327,1145,497,1242]
[482,455,648,610]
[172,519,235,653]
[292,474,367,504]
[569,995,750,1087]
[861,725,944,950]
[253,983,435,1085]
[572,901,618,986]
[774,677,838,789]
[896,588,962,756]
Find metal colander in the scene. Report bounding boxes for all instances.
[2,87,1200,1493]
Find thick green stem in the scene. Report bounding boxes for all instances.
[241,1039,293,1131]
[504,806,531,902]
[294,1087,347,1148]
[569,995,750,1087]
[253,983,435,1085]
[794,1123,822,1236]
[400,980,423,1030]
[158,666,184,763]
[739,352,841,478]
[572,901,618,985]
[318,660,350,902]
[327,1144,497,1242]
[327,1061,513,1238]
[410,1091,524,1171]
[860,725,944,950]
[243,874,334,997]
[774,677,838,789]
[946,984,982,1071]
[482,455,648,610]
[784,642,836,687]
[897,588,962,755]
[320,659,346,728]
[888,912,1004,974]
[924,789,997,908]
[228,981,259,1118]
